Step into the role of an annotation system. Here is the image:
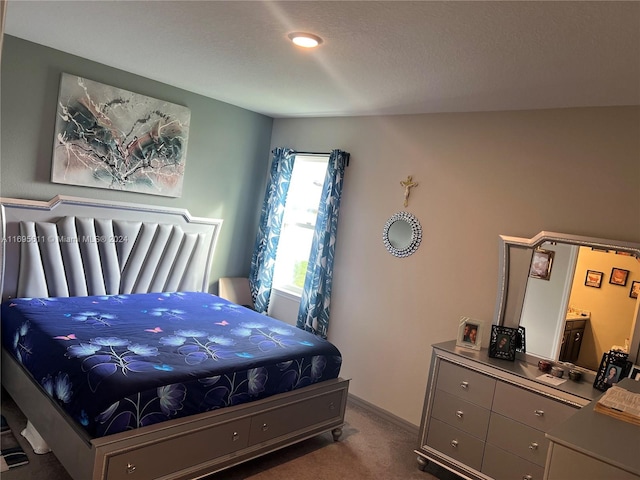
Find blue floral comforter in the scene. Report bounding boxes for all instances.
[1,292,342,438]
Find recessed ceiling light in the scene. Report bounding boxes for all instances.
[288,32,323,48]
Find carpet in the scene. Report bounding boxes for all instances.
[1,415,29,472]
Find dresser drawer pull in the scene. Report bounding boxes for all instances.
[455,410,464,419]
[126,463,136,474]
[534,409,544,417]
[523,475,533,480]
[460,381,469,389]
[529,442,539,450]
[232,431,240,441]
[450,440,459,448]
[262,423,269,432]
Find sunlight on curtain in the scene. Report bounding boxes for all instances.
[297,149,349,338]
[249,148,295,314]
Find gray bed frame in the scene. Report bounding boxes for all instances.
[0,195,349,480]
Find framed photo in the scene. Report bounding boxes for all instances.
[516,326,526,353]
[629,365,640,381]
[630,281,640,299]
[593,350,632,391]
[528,249,554,280]
[584,270,603,288]
[609,268,629,286]
[488,325,518,361]
[456,317,484,350]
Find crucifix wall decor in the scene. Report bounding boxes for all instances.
[400,175,418,207]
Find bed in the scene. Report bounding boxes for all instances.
[0,195,349,480]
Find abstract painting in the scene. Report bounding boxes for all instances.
[52,73,190,197]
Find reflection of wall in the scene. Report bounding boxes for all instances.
[569,247,639,370]
[520,243,577,359]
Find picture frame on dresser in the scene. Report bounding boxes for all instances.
[628,365,640,381]
[593,350,632,391]
[455,316,484,350]
[488,325,518,361]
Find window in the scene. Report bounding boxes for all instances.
[271,155,328,296]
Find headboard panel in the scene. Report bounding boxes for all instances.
[1,196,223,302]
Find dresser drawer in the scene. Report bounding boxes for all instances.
[426,418,484,471]
[492,381,577,431]
[431,389,491,440]
[105,417,251,480]
[482,443,544,480]
[249,389,344,444]
[487,413,549,467]
[436,360,496,409]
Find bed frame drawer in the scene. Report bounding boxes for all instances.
[105,418,251,480]
[249,389,345,445]
[436,360,496,409]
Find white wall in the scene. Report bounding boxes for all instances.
[271,107,640,426]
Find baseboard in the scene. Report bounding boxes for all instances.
[347,393,419,437]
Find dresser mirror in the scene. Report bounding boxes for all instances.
[493,231,640,372]
[382,211,422,258]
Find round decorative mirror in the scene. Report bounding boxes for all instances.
[382,212,422,257]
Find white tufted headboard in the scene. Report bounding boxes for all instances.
[0,196,222,302]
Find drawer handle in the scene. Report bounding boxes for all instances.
[460,381,469,390]
[455,410,464,419]
[232,431,240,441]
[529,442,539,450]
[262,423,269,432]
[523,475,533,480]
[329,401,335,411]
[534,409,544,417]
[450,440,459,448]
[126,463,136,474]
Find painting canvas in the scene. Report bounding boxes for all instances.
[52,73,190,197]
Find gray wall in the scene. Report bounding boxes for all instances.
[271,107,640,425]
[1,36,273,287]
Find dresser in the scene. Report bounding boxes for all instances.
[416,341,600,480]
[545,377,640,480]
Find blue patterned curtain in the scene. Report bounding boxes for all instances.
[249,148,295,314]
[297,149,349,338]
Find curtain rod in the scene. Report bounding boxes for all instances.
[293,150,350,167]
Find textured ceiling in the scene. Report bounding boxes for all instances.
[4,1,640,118]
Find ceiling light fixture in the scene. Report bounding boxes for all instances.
[288,32,323,48]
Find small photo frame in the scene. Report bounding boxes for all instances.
[488,325,518,361]
[593,350,631,391]
[529,249,554,280]
[456,317,484,350]
[629,365,640,381]
[630,281,640,299]
[584,270,603,288]
[516,326,526,353]
[609,268,629,286]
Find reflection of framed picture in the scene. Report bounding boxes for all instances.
[629,365,640,381]
[630,281,640,299]
[584,270,603,288]
[488,325,518,361]
[609,268,629,286]
[593,350,631,391]
[529,249,554,280]
[456,316,484,350]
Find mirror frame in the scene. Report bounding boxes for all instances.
[493,231,640,364]
[382,211,422,258]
